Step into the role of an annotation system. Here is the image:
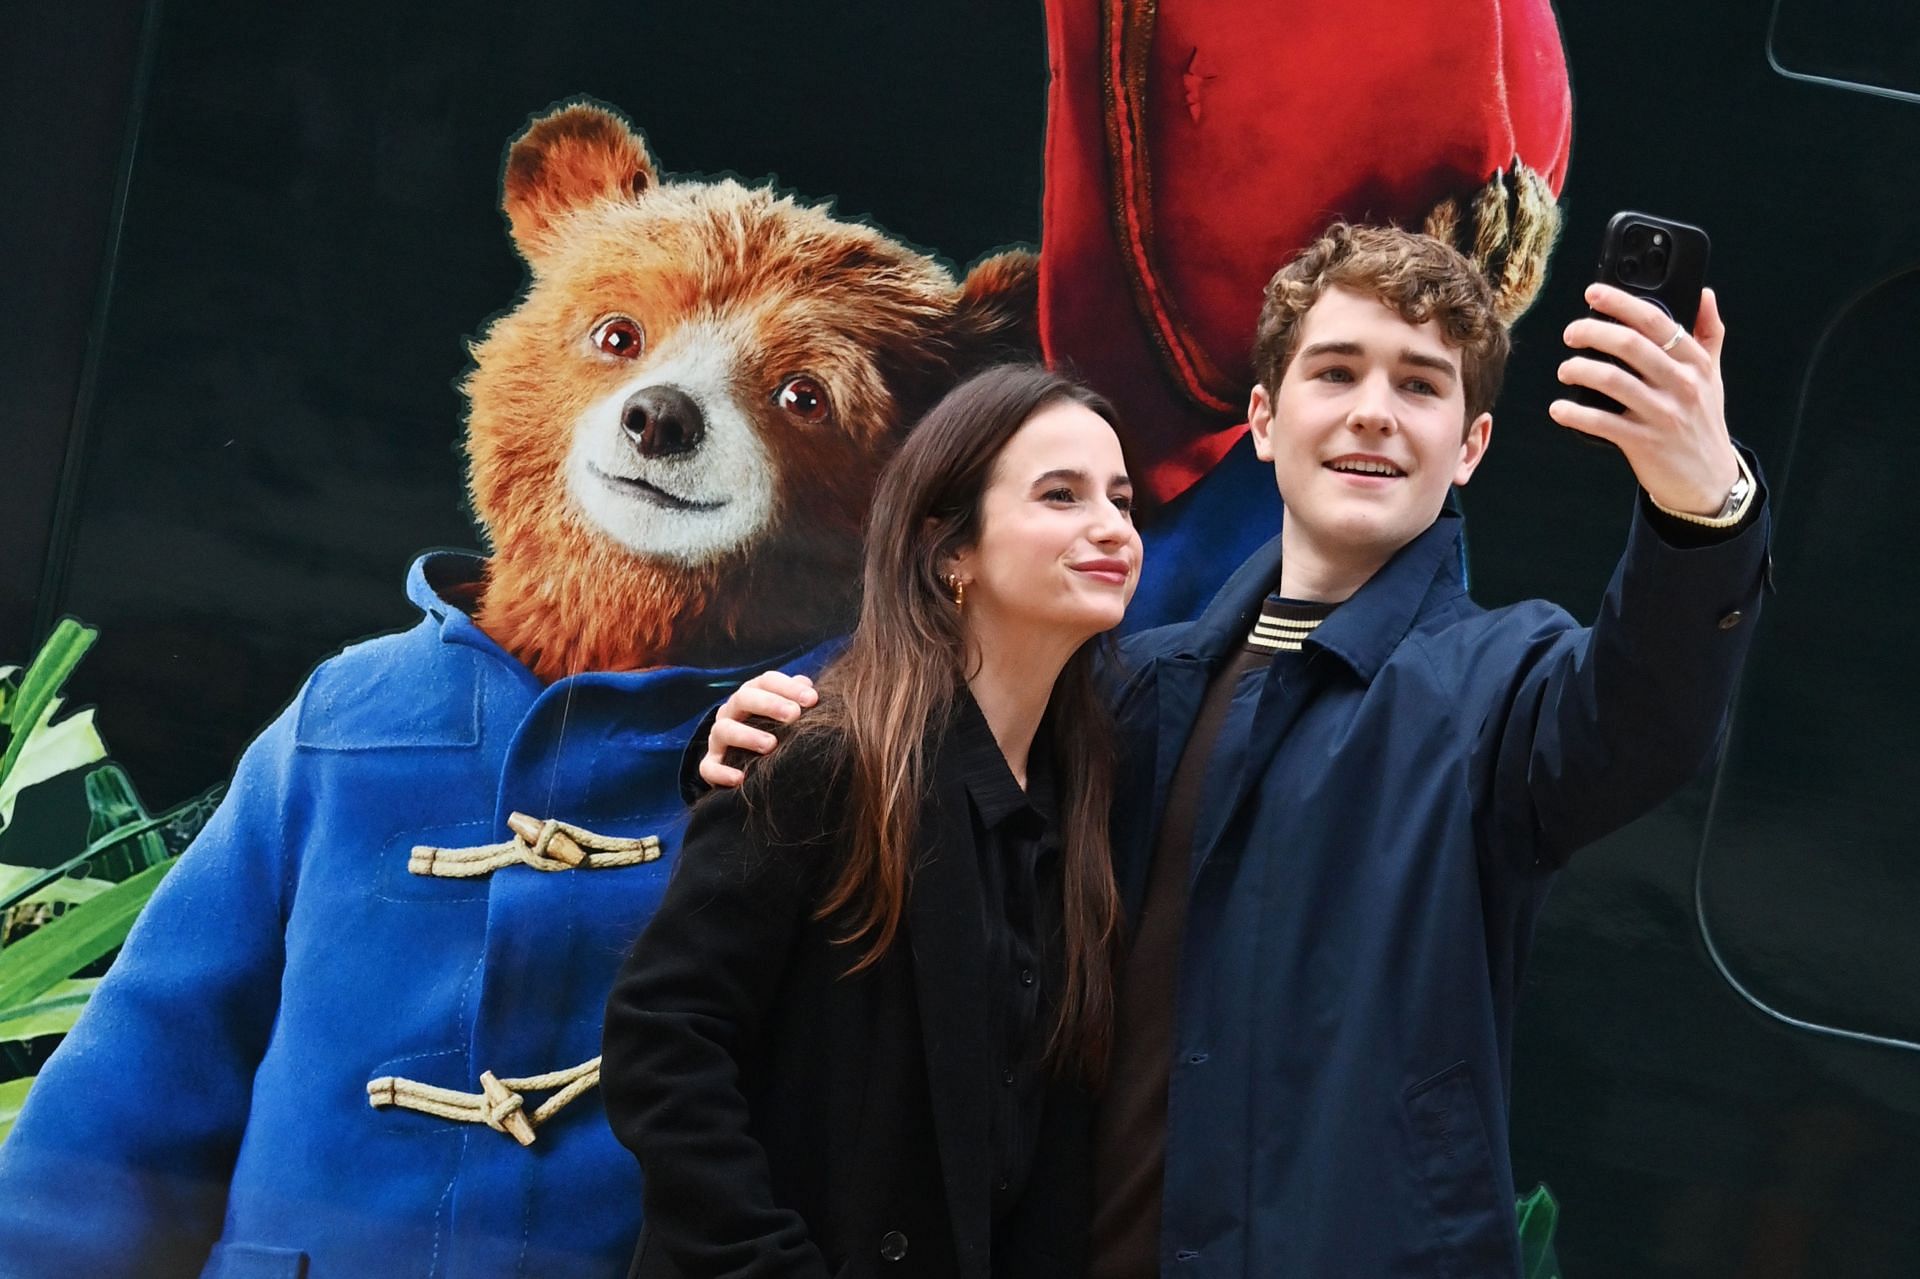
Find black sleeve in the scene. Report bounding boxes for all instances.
[602,775,837,1279]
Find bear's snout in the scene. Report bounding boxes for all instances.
[621,385,706,459]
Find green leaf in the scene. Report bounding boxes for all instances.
[83,765,167,880]
[1516,1183,1562,1279]
[0,858,174,1011]
[0,865,39,901]
[0,620,98,780]
[1,805,193,917]
[19,876,112,909]
[0,707,106,831]
[0,1074,33,1143]
[0,978,98,1044]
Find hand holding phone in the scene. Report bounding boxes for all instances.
[1549,211,1743,518]
[1570,211,1710,416]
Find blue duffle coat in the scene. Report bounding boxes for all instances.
[1108,496,1771,1277]
[0,553,834,1279]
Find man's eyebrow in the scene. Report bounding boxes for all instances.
[1399,349,1459,379]
[1298,340,1364,360]
[1298,340,1459,381]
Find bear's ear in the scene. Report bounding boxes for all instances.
[947,249,1041,366]
[502,104,659,268]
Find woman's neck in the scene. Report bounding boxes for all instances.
[962,629,1074,790]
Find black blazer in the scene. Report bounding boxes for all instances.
[602,728,1091,1279]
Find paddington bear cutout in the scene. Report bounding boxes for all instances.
[0,102,1037,1279]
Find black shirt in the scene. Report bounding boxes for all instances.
[948,692,1063,1227]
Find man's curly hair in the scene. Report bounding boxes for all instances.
[1251,223,1511,426]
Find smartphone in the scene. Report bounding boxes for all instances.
[1571,210,1711,415]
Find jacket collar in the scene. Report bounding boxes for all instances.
[1178,511,1466,685]
[402,550,845,692]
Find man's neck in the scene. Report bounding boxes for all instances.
[1276,524,1394,604]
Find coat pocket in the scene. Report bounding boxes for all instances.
[199,1241,310,1279]
[1404,1061,1516,1278]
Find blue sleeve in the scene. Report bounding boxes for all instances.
[0,705,305,1279]
[1477,478,1772,871]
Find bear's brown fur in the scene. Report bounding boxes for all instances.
[464,104,1036,680]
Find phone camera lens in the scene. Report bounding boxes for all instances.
[1623,224,1652,252]
[1620,255,1643,282]
[1644,247,1669,276]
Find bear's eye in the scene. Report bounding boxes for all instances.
[776,375,831,424]
[591,316,645,359]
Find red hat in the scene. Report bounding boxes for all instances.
[1040,0,1572,505]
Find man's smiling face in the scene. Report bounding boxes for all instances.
[1249,285,1493,595]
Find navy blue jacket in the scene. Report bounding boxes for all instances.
[1108,496,1771,1277]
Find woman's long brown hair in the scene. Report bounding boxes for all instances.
[751,363,1126,1083]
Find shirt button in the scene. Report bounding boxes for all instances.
[879,1230,909,1262]
[1001,1069,1016,1086]
[997,1178,1010,1192]
[1019,968,1035,987]
[1718,610,1744,630]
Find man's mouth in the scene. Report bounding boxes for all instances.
[1323,455,1407,478]
[588,462,727,512]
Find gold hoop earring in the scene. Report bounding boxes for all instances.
[946,574,966,608]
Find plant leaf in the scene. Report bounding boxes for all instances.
[0,1074,33,1142]
[0,708,106,832]
[0,620,97,775]
[0,978,98,1044]
[19,876,112,909]
[0,858,174,1011]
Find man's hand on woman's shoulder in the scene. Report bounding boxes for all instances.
[700,671,819,789]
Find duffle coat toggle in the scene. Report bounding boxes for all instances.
[367,1057,604,1146]
[407,811,662,878]
[374,812,657,1144]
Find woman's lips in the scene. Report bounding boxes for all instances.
[1071,559,1131,585]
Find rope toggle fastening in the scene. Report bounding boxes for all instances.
[367,1057,603,1147]
[409,813,661,879]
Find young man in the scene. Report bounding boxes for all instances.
[693,224,1770,1276]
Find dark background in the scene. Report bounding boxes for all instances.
[5,1,1919,1273]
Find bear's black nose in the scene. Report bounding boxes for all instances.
[620,385,706,458]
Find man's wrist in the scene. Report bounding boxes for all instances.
[1649,449,1756,529]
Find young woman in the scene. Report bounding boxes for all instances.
[601,363,1141,1279]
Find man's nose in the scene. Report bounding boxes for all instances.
[1346,376,1397,432]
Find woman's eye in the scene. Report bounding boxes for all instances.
[776,375,831,424]
[1043,487,1076,503]
[1112,494,1135,516]
[591,316,645,359]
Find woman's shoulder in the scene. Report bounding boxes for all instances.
[732,722,855,847]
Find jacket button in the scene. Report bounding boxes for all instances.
[1001,1069,1016,1086]
[879,1230,909,1261]
[1718,610,1744,630]
[1020,967,1035,987]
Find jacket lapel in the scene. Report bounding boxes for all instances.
[908,755,992,1277]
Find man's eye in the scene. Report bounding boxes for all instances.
[1316,367,1353,383]
[1405,379,1438,396]
[591,315,645,359]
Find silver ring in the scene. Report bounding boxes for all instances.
[1660,327,1685,353]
